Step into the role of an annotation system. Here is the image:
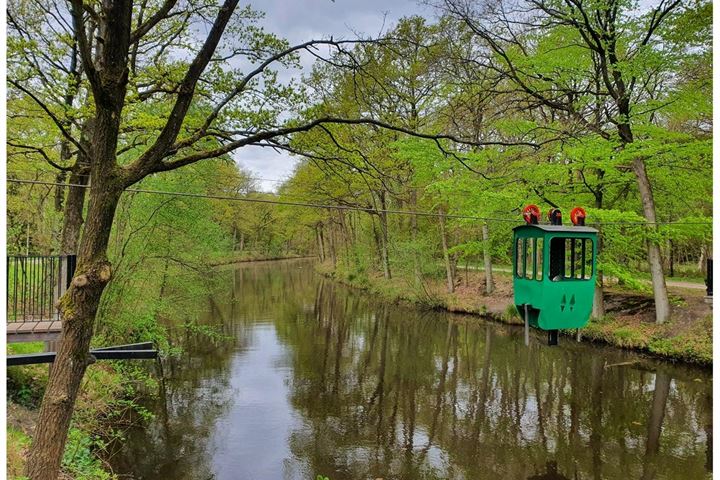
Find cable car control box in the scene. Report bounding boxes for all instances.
[512,206,598,343]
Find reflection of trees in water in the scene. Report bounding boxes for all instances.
[110,334,238,479]
[273,266,712,480]
[110,269,248,479]
[111,261,712,480]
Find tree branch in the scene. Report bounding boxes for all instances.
[129,0,179,44]
[124,0,240,183]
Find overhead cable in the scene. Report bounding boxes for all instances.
[6,178,711,226]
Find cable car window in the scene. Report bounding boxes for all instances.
[549,237,564,280]
[535,238,543,281]
[566,238,582,279]
[581,239,593,279]
[525,238,534,280]
[515,238,523,278]
[550,236,593,281]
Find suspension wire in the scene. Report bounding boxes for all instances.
[6,178,712,226]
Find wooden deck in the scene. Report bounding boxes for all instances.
[7,321,62,343]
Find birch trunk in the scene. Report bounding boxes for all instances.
[633,157,671,323]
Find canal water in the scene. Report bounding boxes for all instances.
[111,259,712,479]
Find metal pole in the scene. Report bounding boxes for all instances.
[524,304,529,346]
[706,258,713,297]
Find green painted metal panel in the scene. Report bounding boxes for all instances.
[512,224,597,330]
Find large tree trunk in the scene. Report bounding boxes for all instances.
[632,157,671,323]
[28,0,134,471]
[481,223,493,294]
[26,0,239,477]
[439,209,454,293]
[27,181,124,480]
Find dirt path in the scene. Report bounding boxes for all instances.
[666,279,706,290]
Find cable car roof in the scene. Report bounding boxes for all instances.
[513,224,598,233]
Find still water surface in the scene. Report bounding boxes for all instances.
[112,260,712,479]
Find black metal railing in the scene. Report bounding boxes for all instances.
[6,255,76,323]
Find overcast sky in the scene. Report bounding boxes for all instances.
[234,0,430,191]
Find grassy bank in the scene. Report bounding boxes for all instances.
[7,342,155,479]
[317,262,712,366]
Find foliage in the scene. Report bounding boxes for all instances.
[62,428,114,480]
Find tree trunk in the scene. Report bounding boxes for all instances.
[59,165,90,255]
[316,224,325,262]
[59,118,94,255]
[328,222,337,267]
[439,209,454,293]
[378,193,391,280]
[481,223,493,294]
[25,0,239,476]
[632,157,671,323]
[27,181,124,480]
[593,271,605,318]
[410,190,421,284]
[698,244,708,273]
[54,171,68,212]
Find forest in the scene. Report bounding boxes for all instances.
[5,0,712,479]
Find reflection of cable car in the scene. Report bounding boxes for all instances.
[513,205,598,345]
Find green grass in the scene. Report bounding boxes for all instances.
[8,342,45,355]
[7,426,30,479]
[582,314,712,365]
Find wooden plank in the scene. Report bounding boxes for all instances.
[6,323,24,334]
[33,321,53,332]
[17,323,37,333]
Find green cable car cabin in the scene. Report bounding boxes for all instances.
[513,206,598,345]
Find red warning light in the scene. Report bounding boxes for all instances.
[523,204,541,224]
[570,207,586,226]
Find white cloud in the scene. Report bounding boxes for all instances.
[234,0,428,192]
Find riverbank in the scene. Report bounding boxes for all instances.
[316,262,712,366]
[7,342,154,479]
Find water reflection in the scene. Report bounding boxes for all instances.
[111,260,712,480]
